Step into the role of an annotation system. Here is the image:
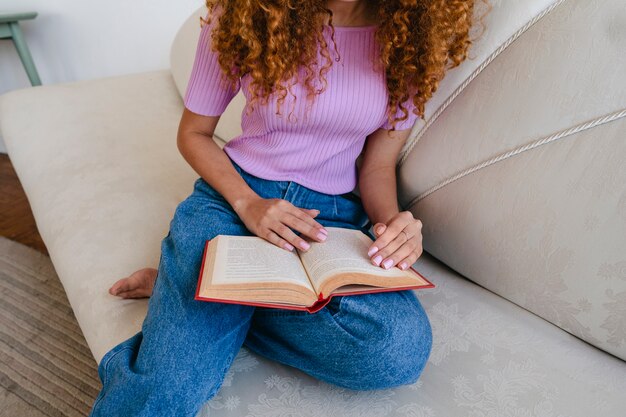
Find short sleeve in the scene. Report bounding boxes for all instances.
[380,95,419,131]
[183,13,241,116]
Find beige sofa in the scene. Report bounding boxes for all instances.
[1,0,625,415]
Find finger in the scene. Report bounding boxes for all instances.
[369,212,420,258]
[284,211,327,242]
[276,199,328,231]
[396,248,422,271]
[368,213,413,260]
[271,220,313,251]
[301,208,320,217]
[293,206,327,235]
[379,237,418,270]
[367,223,387,257]
[371,229,412,267]
[296,208,325,230]
[373,223,386,236]
[263,228,297,252]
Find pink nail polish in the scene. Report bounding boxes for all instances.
[320,228,328,235]
[373,255,382,266]
[382,259,393,269]
[299,241,311,250]
[368,246,378,257]
[284,243,294,251]
[317,232,327,241]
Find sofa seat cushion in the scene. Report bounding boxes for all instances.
[198,251,626,417]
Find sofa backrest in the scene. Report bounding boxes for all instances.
[170,6,246,144]
[170,1,626,361]
[397,0,626,361]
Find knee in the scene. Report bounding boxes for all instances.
[331,297,433,390]
[353,317,432,391]
[384,310,433,388]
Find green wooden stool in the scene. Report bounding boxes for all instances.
[0,12,42,86]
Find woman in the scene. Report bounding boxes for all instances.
[91,0,489,415]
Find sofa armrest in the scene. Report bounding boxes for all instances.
[0,69,207,362]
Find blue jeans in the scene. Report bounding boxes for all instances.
[89,157,432,417]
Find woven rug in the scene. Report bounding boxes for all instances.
[0,236,100,416]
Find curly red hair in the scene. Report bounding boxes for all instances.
[202,0,491,132]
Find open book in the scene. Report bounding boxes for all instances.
[195,226,434,313]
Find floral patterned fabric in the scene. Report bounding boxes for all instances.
[197,251,626,417]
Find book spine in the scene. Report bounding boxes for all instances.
[194,239,212,302]
[306,294,332,313]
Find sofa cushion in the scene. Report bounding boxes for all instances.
[397,0,626,359]
[169,5,246,144]
[197,251,626,417]
[0,70,201,361]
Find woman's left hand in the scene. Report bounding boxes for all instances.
[367,211,423,270]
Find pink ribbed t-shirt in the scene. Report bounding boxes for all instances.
[183,15,418,195]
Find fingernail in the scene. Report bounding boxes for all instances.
[319,228,328,235]
[376,225,385,234]
[368,246,378,256]
[382,259,393,269]
[317,232,327,241]
[373,254,382,266]
[284,243,294,251]
[399,262,408,270]
[299,241,311,250]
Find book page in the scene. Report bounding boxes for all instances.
[211,236,313,289]
[298,227,410,291]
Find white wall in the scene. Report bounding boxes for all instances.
[0,0,204,153]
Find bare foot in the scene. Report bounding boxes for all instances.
[109,267,158,298]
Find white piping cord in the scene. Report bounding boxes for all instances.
[404,108,626,210]
[398,0,568,167]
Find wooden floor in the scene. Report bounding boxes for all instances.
[1,155,102,417]
[0,153,47,255]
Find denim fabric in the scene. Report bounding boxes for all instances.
[89,157,433,417]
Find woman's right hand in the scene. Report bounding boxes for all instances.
[235,196,328,252]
